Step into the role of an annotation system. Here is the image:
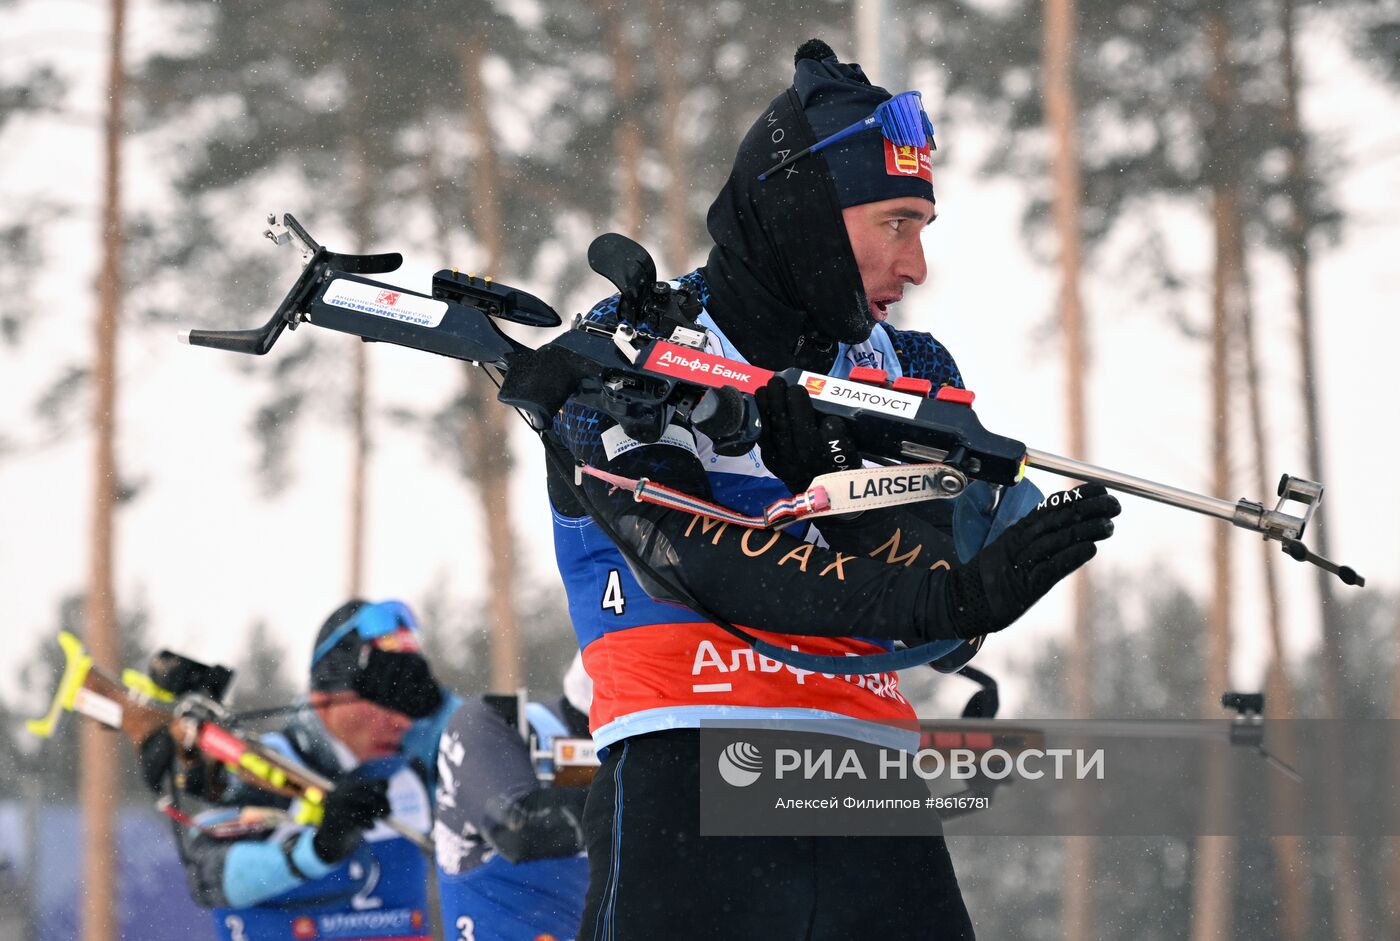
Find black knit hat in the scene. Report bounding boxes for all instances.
[792,39,935,208]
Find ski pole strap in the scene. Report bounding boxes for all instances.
[577,462,964,530]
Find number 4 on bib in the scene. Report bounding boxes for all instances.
[601,569,627,615]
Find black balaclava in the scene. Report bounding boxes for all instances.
[702,39,932,373]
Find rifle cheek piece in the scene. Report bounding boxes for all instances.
[498,348,590,431]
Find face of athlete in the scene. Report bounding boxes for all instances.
[841,196,935,323]
[312,691,413,762]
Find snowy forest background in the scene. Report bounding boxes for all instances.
[1,0,1399,938]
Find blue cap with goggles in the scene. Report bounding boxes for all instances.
[310,599,422,691]
[759,91,935,181]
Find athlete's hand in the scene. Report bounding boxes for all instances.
[138,728,176,794]
[138,728,219,798]
[312,775,390,864]
[352,649,444,720]
[942,484,1120,640]
[755,376,858,493]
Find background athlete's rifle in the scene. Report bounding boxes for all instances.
[26,631,432,853]
[917,670,1300,820]
[181,214,1363,587]
[483,690,600,788]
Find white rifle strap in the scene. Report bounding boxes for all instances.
[806,463,966,517]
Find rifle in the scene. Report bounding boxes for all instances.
[26,631,433,853]
[484,690,601,788]
[180,214,1362,588]
[916,671,1299,820]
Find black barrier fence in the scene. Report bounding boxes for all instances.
[697,720,1400,837]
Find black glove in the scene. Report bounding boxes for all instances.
[138,728,221,798]
[943,484,1121,640]
[352,649,444,719]
[754,376,858,493]
[312,775,391,864]
[138,728,176,794]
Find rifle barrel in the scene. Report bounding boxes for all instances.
[1024,448,1242,525]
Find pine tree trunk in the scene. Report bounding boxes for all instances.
[854,0,884,90]
[461,38,522,692]
[1042,0,1097,934]
[643,0,691,271]
[81,1,125,939]
[1190,183,1236,941]
[600,0,642,236]
[1230,189,1309,941]
[346,129,374,598]
[1277,3,1365,936]
[1265,662,1310,940]
[347,342,368,596]
[1190,12,1237,940]
[1390,595,1400,939]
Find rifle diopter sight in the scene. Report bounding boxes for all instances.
[144,650,235,703]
